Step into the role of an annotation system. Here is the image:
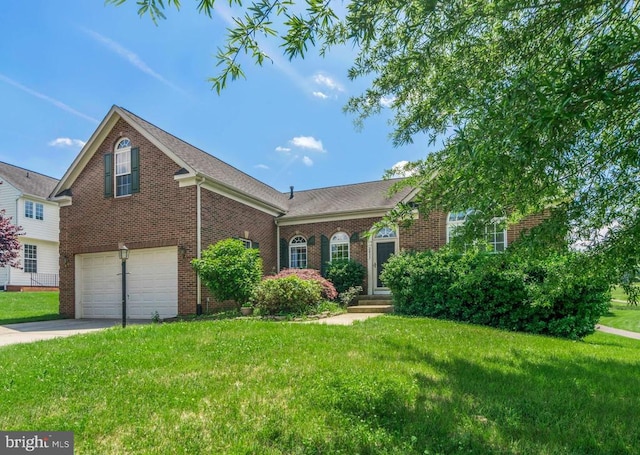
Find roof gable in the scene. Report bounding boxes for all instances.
[0,161,58,199]
[52,106,289,212]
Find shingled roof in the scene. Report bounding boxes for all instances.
[0,161,59,199]
[281,179,412,219]
[118,107,290,211]
[54,106,413,218]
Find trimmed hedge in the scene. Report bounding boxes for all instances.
[380,248,611,339]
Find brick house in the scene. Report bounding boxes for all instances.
[52,106,543,319]
[0,162,60,291]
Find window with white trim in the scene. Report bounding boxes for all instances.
[115,138,132,197]
[375,226,397,239]
[330,232,350,261]
[239,238,252,249]
[446,211,507,252]
[24,201,33,218]
[35,203,44,220]
[24,201,44,220]
[289,236,307,268]
[24,244,37,273]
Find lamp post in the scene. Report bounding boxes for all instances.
[119,244,129,328]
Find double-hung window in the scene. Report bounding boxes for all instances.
[24,244,37,273]
[330,232,350,261]
[289,236,307,268]
[24,201,44,220]
[24,201,33,218]
[35,203,44,220]
[115,138,132,197]
[105,138,139,198]
[446,211,507,252]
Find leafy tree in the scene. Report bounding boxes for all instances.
[0,210,23,268]
[191,238,262,309]
[110,0,640,278]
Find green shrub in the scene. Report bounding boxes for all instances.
[253,275,323,315]
[325,259,366,293]
[191,239,262,309]
[381,247,611,339]
[274,268,338,300]
[338,286,363,307]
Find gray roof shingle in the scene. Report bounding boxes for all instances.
[0,161,59,199]
[281,179,411,219]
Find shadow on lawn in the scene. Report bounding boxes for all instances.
[305,338,639,454]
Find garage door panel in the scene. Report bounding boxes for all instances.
[77,247,178,319]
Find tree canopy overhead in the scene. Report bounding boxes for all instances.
[109,0,640,276]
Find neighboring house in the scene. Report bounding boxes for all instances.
[0,162,60,291]
[52,106,543,319]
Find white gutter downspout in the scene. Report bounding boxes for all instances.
[196,177,204,314]
[275,218,280,271]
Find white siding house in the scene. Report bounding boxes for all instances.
[0,162,59,290]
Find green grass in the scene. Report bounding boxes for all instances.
[0,291,62,324]
[0,317,638,454]
[611,285,633,301]
[599,302,640,333]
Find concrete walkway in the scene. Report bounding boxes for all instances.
[596,324,640,340]
[0,319,146,347]
[301,312,385,326]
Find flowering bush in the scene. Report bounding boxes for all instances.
[274,268,338,300]
[253,275,322,315]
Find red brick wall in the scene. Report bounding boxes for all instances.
[199,190,277,311]
[278,211,544,293]
[59,118,277,317]
[279,217,383,292]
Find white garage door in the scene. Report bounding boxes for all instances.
[76,246,178,319]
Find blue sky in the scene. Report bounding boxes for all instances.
[0,1,431,192]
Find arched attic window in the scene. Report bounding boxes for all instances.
[105,138,140,198]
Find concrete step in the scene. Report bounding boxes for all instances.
[347,305,394,314]
[356,299,393,306]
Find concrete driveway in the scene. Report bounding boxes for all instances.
[0,319,146,347]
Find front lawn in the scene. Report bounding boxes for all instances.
[0,317,638,454]
[0,291,61,324]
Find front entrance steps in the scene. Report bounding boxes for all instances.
[347,295,394,314]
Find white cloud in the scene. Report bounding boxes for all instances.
[48,138,86,148]
[254,164,270,170]
[81,28,186,94]
[0,73,99,124]
[312,91,329,99]
[302,156,313,166]
[313,73,344,92]
[390,160,416,177]
[380,96,396,108]
[275,146,292,153]
[290,136,325,153]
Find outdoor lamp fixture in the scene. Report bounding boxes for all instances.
[119,244,129,328]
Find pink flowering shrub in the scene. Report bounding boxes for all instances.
[272,268,338,300]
